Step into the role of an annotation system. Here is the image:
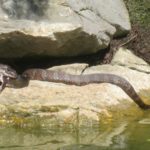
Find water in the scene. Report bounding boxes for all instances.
[0,116,150,150]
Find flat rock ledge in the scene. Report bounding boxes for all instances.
[0,48,150,127]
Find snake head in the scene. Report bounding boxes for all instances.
[0,64,18,92]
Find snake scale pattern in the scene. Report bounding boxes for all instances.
[0,63,150,110]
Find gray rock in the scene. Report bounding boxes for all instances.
[0,48,150,126]
[0,0,130,58]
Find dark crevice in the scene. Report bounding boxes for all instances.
[0,47,110,74]
[0,25,149,74]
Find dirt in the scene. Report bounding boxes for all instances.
[126,25,150,63]
[102,24,150,65]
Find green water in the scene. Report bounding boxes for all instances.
[0,116,150,150]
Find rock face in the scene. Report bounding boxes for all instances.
[0,0,130,58]
[0,48,150,126]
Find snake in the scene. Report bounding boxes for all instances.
[0,63,150,110]
[0,64,17,91]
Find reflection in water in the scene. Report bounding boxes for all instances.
[0,118,150,150]
[58,144,104,150]
[139,118,150,124]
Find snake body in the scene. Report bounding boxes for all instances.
[22,68,150,110]
[0,63,150,110]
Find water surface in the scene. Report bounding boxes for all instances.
[0,114,150,150]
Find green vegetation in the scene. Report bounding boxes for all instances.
[124,0,150,26]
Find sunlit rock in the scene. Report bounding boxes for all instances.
[0,48,150,127]
[0,0,130,58]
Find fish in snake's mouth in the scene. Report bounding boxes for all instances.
[0,64,18,92]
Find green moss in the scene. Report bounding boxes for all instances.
[124,0,150,26]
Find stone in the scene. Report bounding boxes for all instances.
[0,48,150,126]
[0,0,131,58]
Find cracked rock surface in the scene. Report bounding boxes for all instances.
[0,0,130,58]
[0,48,150,126]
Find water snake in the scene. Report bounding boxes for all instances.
[0,63,150,110]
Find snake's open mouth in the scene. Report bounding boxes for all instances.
[0,76,8,92]
[0,75,18,92]
[0,81,2,86]
[0,76,6,92]
[0,64,18,92]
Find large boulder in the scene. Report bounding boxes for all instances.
[0,48,150,126]
[0,0,131,58]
